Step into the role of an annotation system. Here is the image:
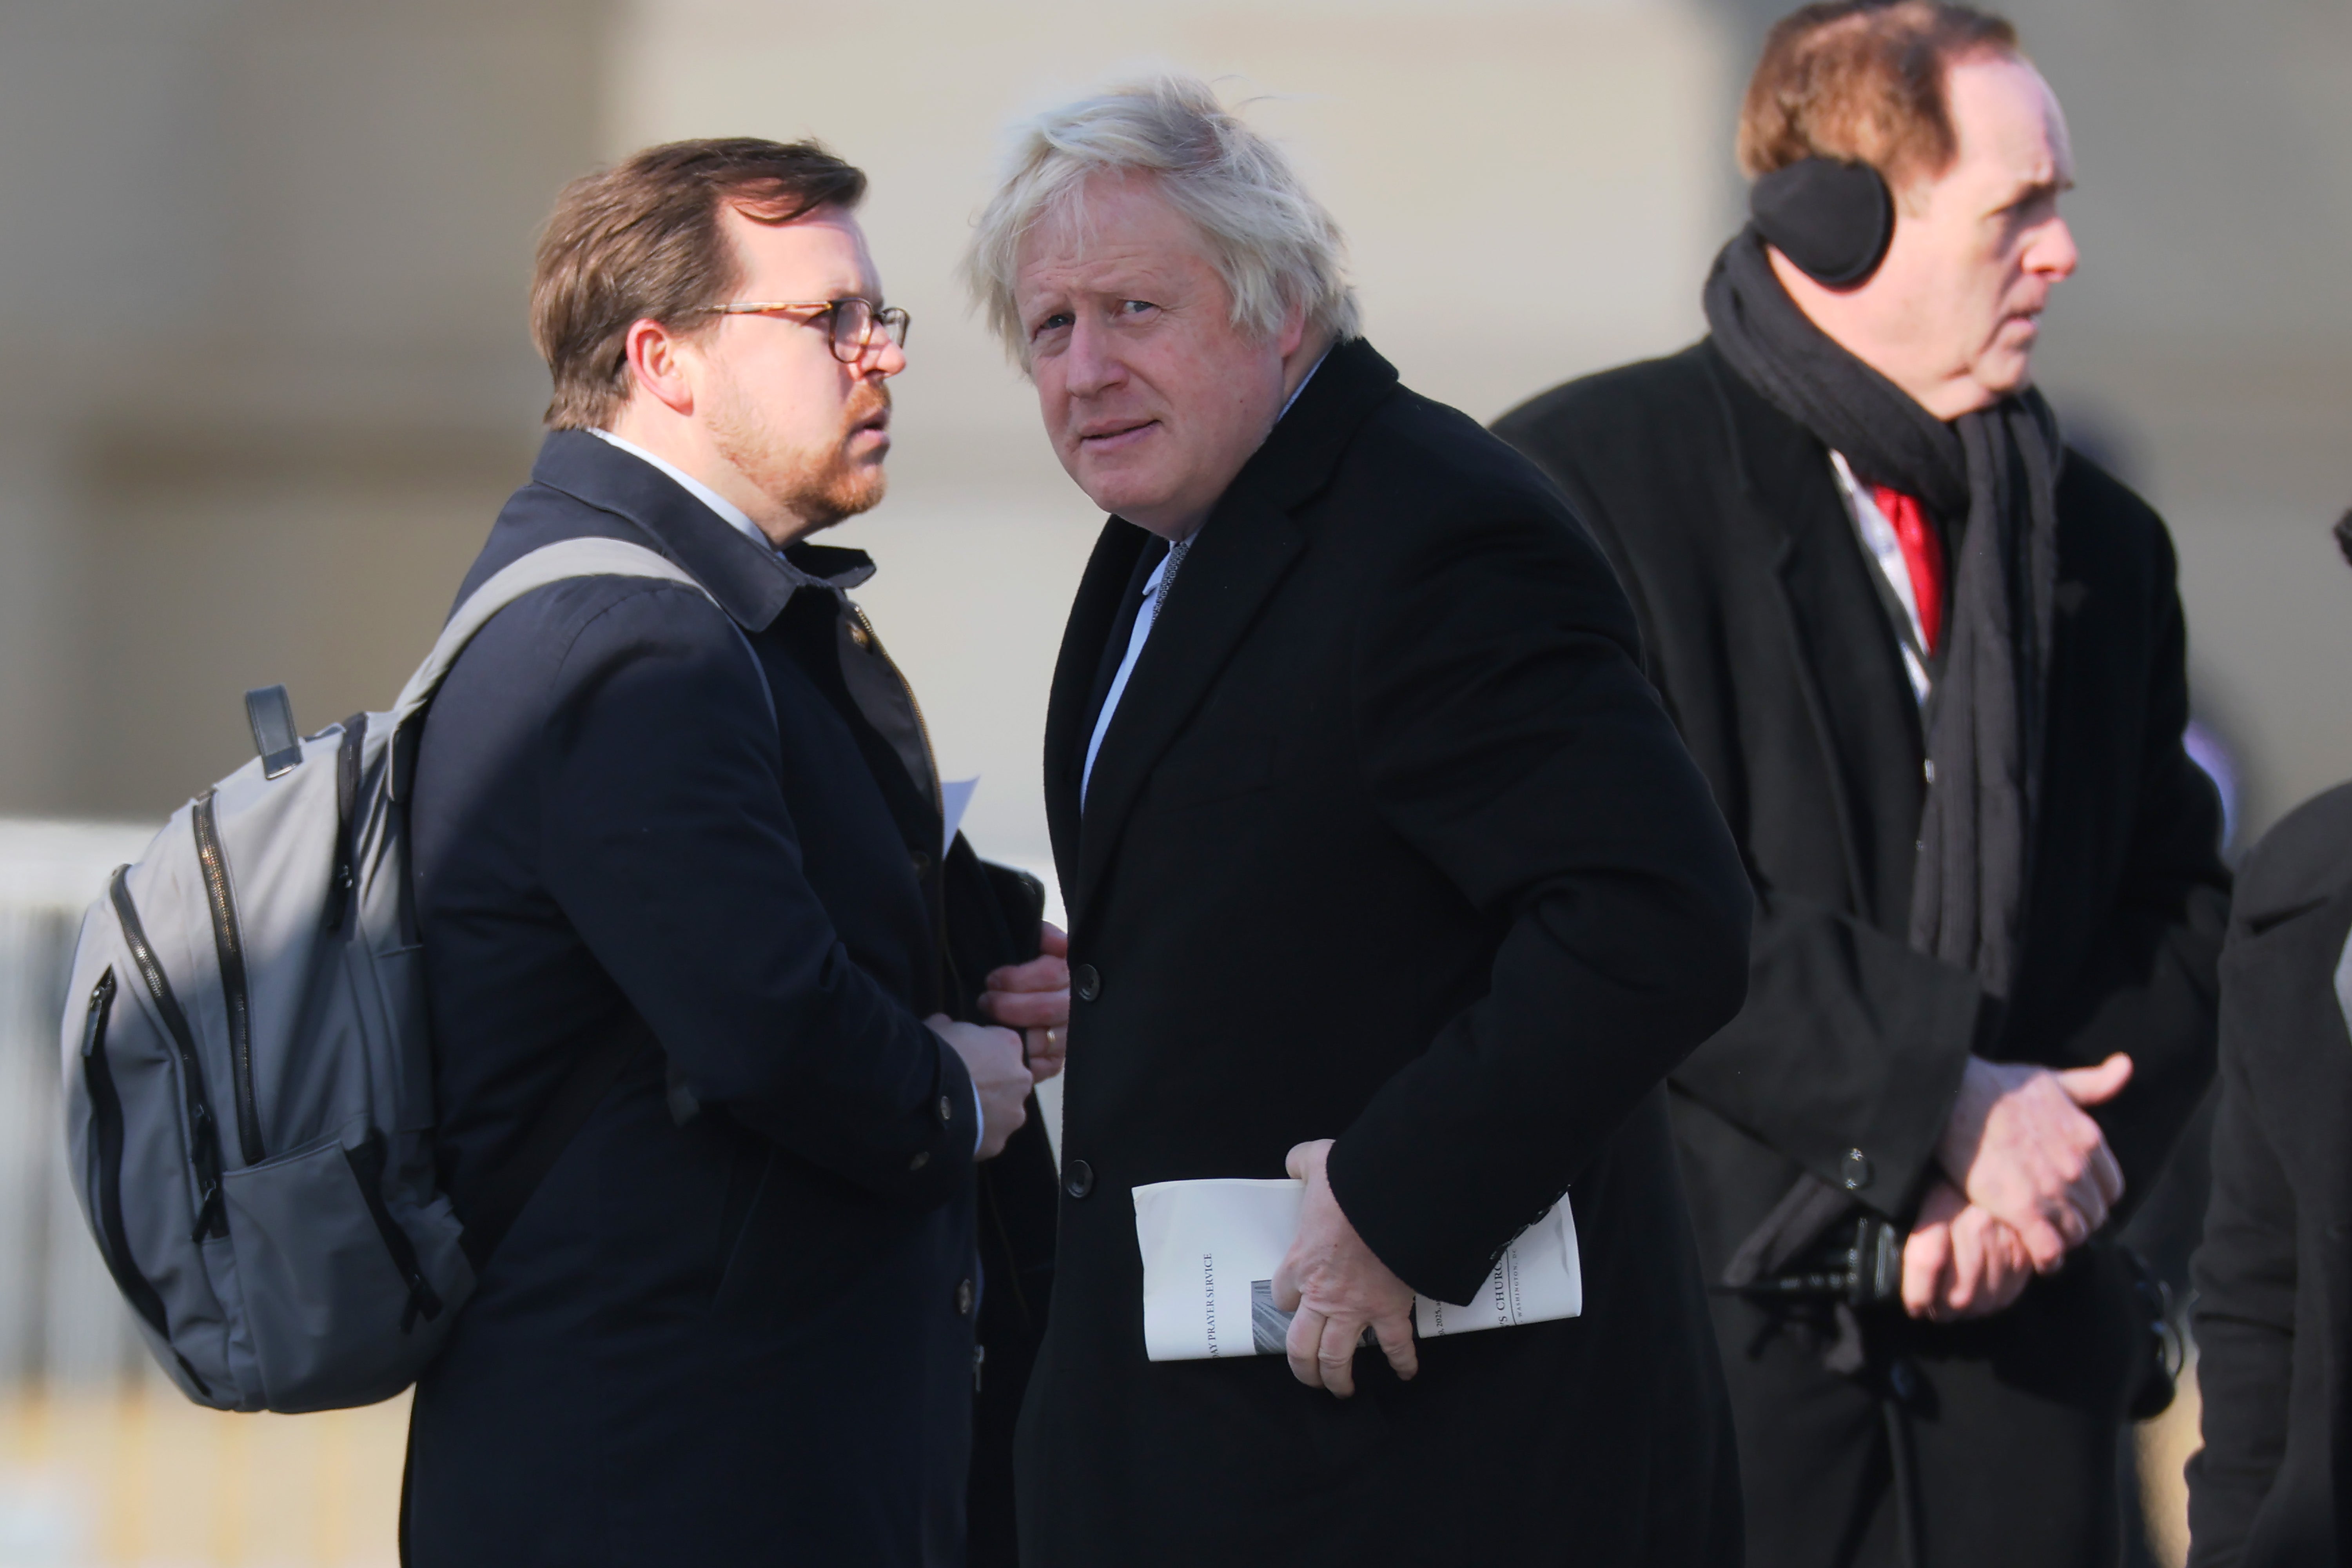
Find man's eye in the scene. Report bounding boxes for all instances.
[1031,312,1074,340]
[1118,299,1158,318]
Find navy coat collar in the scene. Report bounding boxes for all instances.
[528,428,877,634]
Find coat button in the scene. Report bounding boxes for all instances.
[1072,964,1101,1002]
[1065,1159,1095,1200]
[955,1278,975,1316]
[909,850,932,877]
[909,1151,929,1172]
[938,1095,953,1123]
[1840,1148,1874,1191]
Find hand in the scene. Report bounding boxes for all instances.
[979,924,1070,1084]
[1271,1140,1418,1398]
[1935,1053,2131,1272]
[926,1015,1029,1160]
[1901,1179,2033,1321]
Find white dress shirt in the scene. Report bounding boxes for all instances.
[590,427,775,553]
[1828,449,1933,706]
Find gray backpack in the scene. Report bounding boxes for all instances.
[58,538,735,1412]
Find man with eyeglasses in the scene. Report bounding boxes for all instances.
[401,137,1065,1568]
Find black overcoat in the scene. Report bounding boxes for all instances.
[404,431,1025,1567]
[1495,339,2229,1566]
[2189,782,2352,1568]
[1016,339,1756,1566]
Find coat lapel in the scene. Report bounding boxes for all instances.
[1069,491,1307,924]
[1045,339,1401,929]
[1043,522,1153,906]
[1705,344,1923,924]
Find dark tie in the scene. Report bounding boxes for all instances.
[1150,535,1192,628]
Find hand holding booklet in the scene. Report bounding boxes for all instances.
[1132,1178,1581,1362]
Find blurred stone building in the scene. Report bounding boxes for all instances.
[0,0,2342,1559]
[4,0,2345,858]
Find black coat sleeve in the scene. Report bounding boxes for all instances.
[2053,526,2229,1206]
[2185,1015,2296,1566]
[1322,495,1753,1305]
[1675,892,1981,1218]
[535,583,976,1204]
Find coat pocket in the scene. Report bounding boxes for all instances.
[220,1127,471,1411]
[712,1156,928,1329]
[1142,733,1281,813]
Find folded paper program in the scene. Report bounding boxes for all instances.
[1131,1177,1582,1363]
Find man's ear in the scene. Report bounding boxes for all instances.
[1276,301,1309,362]
[622,316,698,417]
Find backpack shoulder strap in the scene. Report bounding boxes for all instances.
[387,537,775,800]
[391,538,712,728]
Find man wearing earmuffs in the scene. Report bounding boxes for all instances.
[1496,5,2228,1565]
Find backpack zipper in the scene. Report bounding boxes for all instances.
[109,865,229,1241]
[82,969,216,1396]
[80,972,170,1336]
[193,791,264,1165]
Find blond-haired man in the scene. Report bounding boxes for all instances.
[1498,5,2227,1564]
[971,77,1755,1565]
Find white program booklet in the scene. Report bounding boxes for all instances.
[1131,1177,1581,1362]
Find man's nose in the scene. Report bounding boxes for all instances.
[866,334,908,379]
[2031,215,2080,280]
[1061,316,1122,397]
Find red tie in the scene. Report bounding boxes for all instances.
[1870,485,1945,657]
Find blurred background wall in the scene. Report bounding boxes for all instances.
[7,0,2347,861]
[0,1,2343,1563]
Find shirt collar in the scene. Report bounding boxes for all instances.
[1279,350,1330,422]
[528,428,873,637]
[589,427,773,555]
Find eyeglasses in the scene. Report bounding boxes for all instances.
[699,297,911,363]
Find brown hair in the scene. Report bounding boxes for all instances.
[1737,2,2020,191]
[531,137,867,430]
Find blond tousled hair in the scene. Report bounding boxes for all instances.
[963,75,1360,368]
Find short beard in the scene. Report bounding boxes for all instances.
[707,382,892,537]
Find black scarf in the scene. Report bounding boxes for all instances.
[1704,227,2061,1004]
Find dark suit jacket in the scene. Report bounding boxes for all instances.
[1017,339,1755,1566]
[2189,783,2352,1568]
[405,431,991,1568]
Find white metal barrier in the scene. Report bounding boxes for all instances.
[0,820,160,1390]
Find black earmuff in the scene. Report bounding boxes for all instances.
[1750,157,1896,289]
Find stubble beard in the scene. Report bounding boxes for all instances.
[709,383,893,537]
